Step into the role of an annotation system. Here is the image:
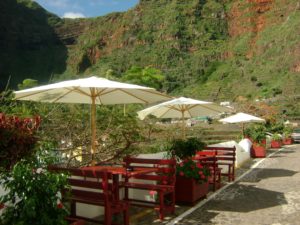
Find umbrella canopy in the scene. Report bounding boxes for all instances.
[219,112,265,137]
[137,97,233,138]
[14,76,171,162]
[219,112,265,124]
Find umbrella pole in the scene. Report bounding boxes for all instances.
[242,123,245,138]
[91,95,96,166]
[181,111,185,139]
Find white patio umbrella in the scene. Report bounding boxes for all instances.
[137,97,233,138]
[219,112,265,136]
[14,76,171,162]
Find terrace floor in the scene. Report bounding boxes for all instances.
[129,144,300,225]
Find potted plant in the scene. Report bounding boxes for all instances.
[248,125,267,158]
[169,137,206,159]
[282,126,293,145]
[167,137,209,204]
[271,133,282,148]
[175,159,210,204]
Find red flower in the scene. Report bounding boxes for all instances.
[198,171,203,175]
[57,203,63,209]
[196,163,203,169]
[179,171,184,176]
[149,190,157,196]
[179,162,184,167]
[200,175,206,180]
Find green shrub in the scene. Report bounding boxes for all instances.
[245,124,266,143]
[267,121,284,134]
[272,133,282,141]
[0,113,41,171]
[0,147,69,225]
[169,137,206,159]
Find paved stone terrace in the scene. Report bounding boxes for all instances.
[130,144,300,225]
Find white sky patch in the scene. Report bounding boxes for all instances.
[63,12,85,19]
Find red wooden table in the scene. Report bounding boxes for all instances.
[81,166,158,200]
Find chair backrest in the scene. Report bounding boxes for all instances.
[202,146,236,162]
[196,151,217,156]
[49,166,112,204]
[193,151,217,165]
[123,157,177,186]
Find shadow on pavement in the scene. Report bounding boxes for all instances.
[175,184,287,224]
[240,168,298,182]
[279,150,296,154]
[176,209,219,225]
[206,184,287,213]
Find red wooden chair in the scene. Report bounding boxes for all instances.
[202,146,236,182]
[52,167,129,225]
[122,156,176,220]
[194,151,222,191]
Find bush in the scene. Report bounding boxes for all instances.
[0,113,41,171]
[169,137,206,159]
[245,124,266,143]
[272,133,282,141]
[0,147,69,225]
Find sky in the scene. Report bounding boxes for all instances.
[34,0,139,18]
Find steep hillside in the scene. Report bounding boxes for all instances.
[1,0,299,114]
[60,0,300,102]
[185,0,300,101]
[0,0,67,90]
[62,0,228,94]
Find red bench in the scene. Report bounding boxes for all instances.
[122,156,176,220]
[201,146,236,182]
[52,167,129,225]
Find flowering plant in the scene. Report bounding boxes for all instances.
[0,147,69,225]
[176,159,210,183]
[0,113,41,170]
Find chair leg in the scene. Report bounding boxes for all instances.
[124,186,129,201]
[232,165,235,181]
[159,192,165,220]
[123,208,129,225]
[104,208,112,225]
[70,201,76,217]
[228,165,232,182]
[171,191,175,214]
[218,170,221,188]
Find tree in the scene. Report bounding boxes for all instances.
[17,79,39,90]
[122,66,165,90]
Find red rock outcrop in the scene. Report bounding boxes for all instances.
[228,0,274,58]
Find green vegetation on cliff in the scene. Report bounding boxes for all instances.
[0,0,66,90]
[1,0,300,114]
